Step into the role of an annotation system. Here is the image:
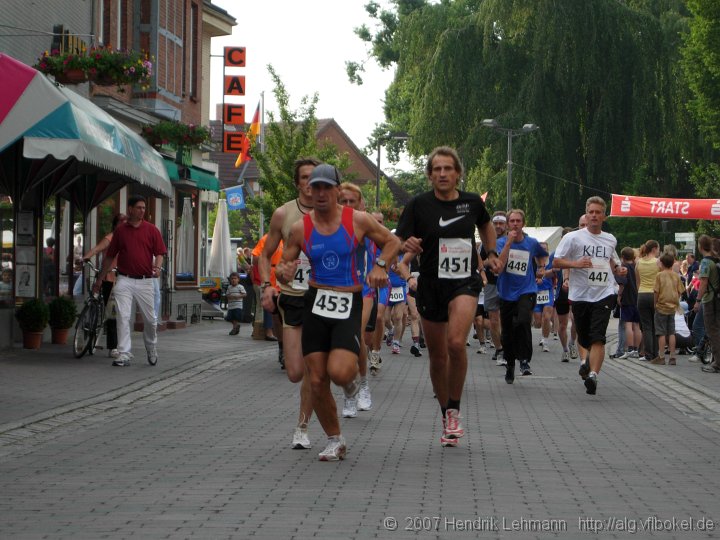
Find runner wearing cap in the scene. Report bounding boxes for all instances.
[396,146,501,448]
[481,212,508,365]
[277,163,400,461]
[553,197,626,395]
[260,158,319,450]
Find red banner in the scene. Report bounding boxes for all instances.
[610,194,720,220]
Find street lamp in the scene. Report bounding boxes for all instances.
[481,119,539,211]
[375,131,410,208]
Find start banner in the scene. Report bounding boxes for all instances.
[610,194,720,220]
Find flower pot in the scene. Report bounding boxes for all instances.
[55,69,87,84]
[90,73,116,86]
[22,331,43,350]
[51,327,70,345]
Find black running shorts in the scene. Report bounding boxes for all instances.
[571,295,616,349]
[277,293,305,328]
[416,274,482,323]
[302,287,363,355]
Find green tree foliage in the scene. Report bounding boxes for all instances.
[352,0,714,237]
[238,66,352,241]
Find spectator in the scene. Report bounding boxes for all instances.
[651,253,685,365]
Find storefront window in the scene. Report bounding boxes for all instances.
[0,205,13,307]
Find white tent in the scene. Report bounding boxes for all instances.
[206,199,234,278]
[523,226,563,252]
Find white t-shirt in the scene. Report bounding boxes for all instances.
[554,228,620,303]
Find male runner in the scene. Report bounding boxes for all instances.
[277,164,400,460]
[260,158,319,449]
[481,212,508,365]
[553,197,626,395]
[396,146,501,447]
[495,209,547,382]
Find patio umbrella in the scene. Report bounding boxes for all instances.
[206,199,233,278]
[176,197,195,275]
[0,53,171,200]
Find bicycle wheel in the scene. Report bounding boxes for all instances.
[73,306,93,358]
[89,303,104,356]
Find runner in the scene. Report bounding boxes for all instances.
[396,146,501,447]
[481,212,508,365]
[534,241,556,353]
[338,182,376,416]
[495,209,548,382]
[277,163,400,461]
[553,196,626,395]
[387,255,409,355]
[260,158,319,450]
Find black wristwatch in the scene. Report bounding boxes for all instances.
[486,249,499,258]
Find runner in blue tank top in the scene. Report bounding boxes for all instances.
[278,164,400,461]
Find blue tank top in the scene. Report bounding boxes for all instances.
[389,254,407,287]
[302,206,362,288]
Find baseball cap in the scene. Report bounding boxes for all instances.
[308,163,341,186]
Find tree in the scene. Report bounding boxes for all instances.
[242,66,353,241]
[352,1,708,232]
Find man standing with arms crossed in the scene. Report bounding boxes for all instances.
[396,146,501,447]
[553,196,626,395]
[93,195,166,367]
[277,164,400,461]
[260,158,319,450]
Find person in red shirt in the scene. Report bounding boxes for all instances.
[93,196,167,367]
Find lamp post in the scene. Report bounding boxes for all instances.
[481,119,539,211]
[375,132,410,209]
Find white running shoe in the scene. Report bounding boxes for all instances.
[539,338,545,347]
[109,348,120,359]
[561,351,570,362]
[291,427,311,449]
[318,436,347,461]
[495,350,506,366]
[369,350,381,374]
[477,345,486,354]
[542,342,550,352]
[357,383,372,410]
[342,398,358,418]
[444,409,465,438]
[569,343,579,359]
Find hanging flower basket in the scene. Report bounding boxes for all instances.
[141,121,210,149]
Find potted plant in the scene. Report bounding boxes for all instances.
[48,296,78,345]
[15,298,50,349]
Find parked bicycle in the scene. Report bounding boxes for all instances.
[73,261,105,358]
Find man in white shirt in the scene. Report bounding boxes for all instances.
[553,197,626,395]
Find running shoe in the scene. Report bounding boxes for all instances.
[542,342,550,353]
[419,338,426,348]
[629,350,639,359]
[520,360,532,376]
[494,350,506,366]
[109,348,120,359]
[386,329,394,347]
[553,332,559,340]
[477,345,486,354]
[391,340,400,354]
[444,409,464,438]
[578,359,590,380]
[539,338,545,347]
[505,363,515,384]
[618,350,631,359]
[561,351,570,363]
[291,427,311,449]
[147,348,158,366]
[357,383,372,410]
[569,343,579,359]
[112,354,131,367]
[410,344,422,357]
[318,436,347,461]
[342,398,358,418]
[369,350,380,374]
[584,373,597,395]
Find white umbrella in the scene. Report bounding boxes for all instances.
[176,197,195,275]
[206,199,233,278]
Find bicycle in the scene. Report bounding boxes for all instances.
[72,261,106,358]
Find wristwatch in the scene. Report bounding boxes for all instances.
[376,259,387,269]
[486,249,499,258]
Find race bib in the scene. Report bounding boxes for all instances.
[292,253,311,290]
[507,249,530,276]
[312,289,352,319]
[389,286,405,303]
[438,238,472,279]
[587,258,611,287]
[536,290,550,305]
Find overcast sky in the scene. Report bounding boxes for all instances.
[209,0,396,158]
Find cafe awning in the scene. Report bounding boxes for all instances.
[0,53,171,198]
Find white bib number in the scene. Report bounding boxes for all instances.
[536,290,550,305]
[507,249,530,276]
[292,253,311,290]
[389,286,405,303]
[312,289,352,319]
[438,238,472,279]
[587,258,611,287]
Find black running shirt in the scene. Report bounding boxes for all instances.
[396,190,491,280]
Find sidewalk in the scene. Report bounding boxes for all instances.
[0,319,279,427]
